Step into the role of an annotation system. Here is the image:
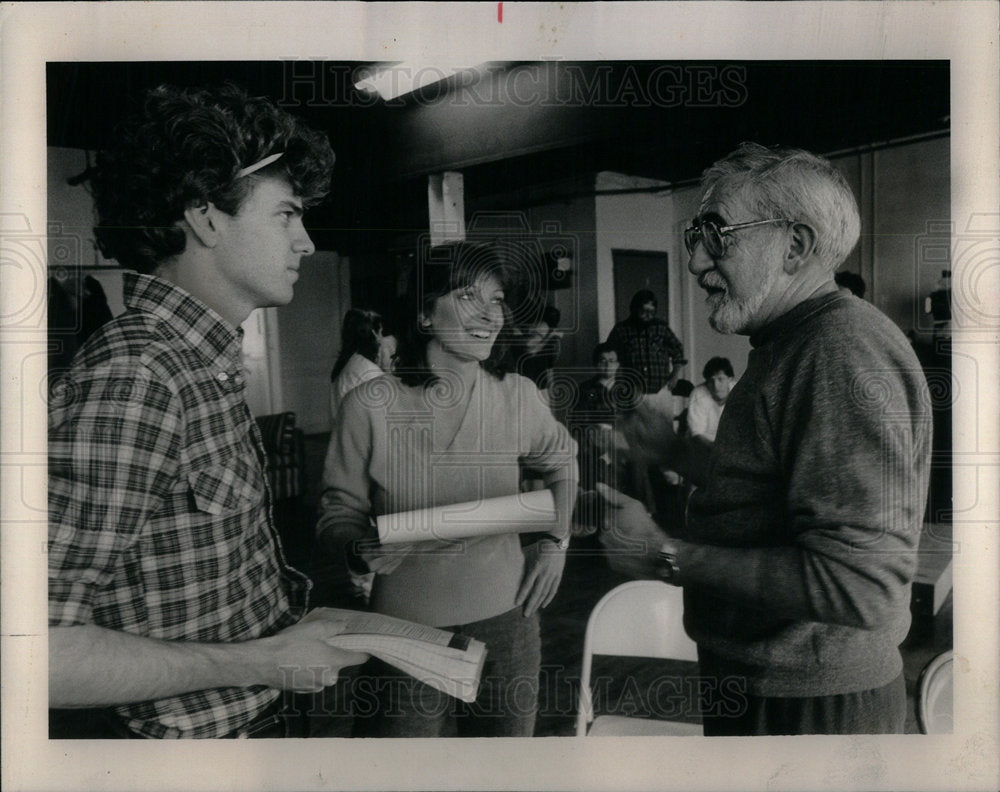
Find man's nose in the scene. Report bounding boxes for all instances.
[687,242,712,275]
[294,223,315,256]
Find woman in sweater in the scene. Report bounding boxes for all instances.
[317,241,577,737]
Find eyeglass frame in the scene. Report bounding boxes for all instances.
[683,217,787,258]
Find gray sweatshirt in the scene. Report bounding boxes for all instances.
[681,291,932,697]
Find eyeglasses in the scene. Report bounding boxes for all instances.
[684,218,786,258]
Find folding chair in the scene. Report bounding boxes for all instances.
[576,580,701,736]
[915,649,953,734]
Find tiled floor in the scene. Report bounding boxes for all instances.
[300,432,954,737]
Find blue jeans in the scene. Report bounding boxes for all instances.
[363,607,541,738]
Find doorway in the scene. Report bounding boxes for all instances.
[611,249,670,323]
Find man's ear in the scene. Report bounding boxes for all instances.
[783,222,818,274]
[182,202,222,248]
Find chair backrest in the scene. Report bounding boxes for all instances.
[577,580,698,735]
[586,580,698,661]
[916,650,953,734]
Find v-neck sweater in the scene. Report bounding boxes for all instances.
[319,370,578,626]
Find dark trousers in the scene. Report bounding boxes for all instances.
[357,607,541,738]
[50,707,137,739]
[701,672,907,736]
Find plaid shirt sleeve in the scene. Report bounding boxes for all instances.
[47,274,309,737]
[607,320,686,394]
[48,361,183,627]
[664,325,685,366]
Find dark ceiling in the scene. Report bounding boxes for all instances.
[48,60,949,255]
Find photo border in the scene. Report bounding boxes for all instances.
[2,2,997,790]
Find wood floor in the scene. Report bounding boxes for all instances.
[300,432,953,737]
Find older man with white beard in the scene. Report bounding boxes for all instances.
[598,143,932,735]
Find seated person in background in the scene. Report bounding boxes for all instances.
[685,356,735,446]
[572,342,621,421]
[329,308,397,423]
[569,342,631,492]
[654,358,733,518]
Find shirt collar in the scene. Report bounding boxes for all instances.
[123,272,245,375]
[749,291,846,348]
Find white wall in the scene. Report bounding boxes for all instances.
[242,308,282,418]
[594,172,675,339]
[47,146,101,269]
[866,138,951,339]
[595,171,752,385]
[274,250,350,434]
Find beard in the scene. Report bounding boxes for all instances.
[705,266,777,335]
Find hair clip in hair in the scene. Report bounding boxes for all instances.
[237,152,284,178]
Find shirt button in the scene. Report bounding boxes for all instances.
[233,374,245,386]
[217,371,229,382]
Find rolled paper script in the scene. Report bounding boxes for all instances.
[376,489,557,545]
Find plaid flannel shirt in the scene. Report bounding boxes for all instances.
[606,317,685,394]
[48,272,310,738]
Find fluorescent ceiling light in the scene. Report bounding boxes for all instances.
[354,62,486,101]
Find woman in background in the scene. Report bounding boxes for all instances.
[329,308,397,423]
[317,241,577,737]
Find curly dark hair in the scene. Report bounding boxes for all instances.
[91,82,335,273]
[395,241,516,388]
[702,356,734,380]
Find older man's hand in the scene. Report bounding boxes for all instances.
[617,395,680,468]
[596,483,668,579]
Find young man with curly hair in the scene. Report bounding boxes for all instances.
[48,84,367,738]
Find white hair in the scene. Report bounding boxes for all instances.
[700,142,861,270]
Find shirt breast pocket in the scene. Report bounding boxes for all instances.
[187,459,263,516]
